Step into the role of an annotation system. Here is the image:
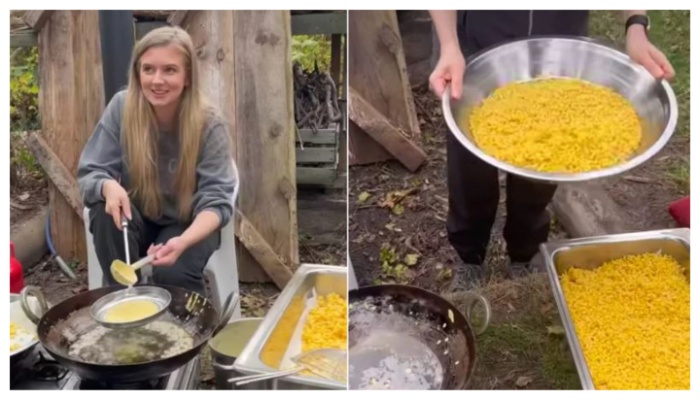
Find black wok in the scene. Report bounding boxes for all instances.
[348,284,490,390]
[20,284,236,383]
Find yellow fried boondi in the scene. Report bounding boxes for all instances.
[466,78,641,173]
[301,293,347,352]
[561,253,689,390]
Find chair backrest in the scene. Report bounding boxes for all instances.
[231,158,240,209]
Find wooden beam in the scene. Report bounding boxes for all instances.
[552,183,636,238]
[236,211,294,289]
[233,11,299,279]
[167,11,192,26]
[291,12,346,35]
[24,132,84,220]
[10,31,37,48]
[348,86,427,172]
[22,11,54,32]
[330,34,342,86]
[348,10,421,166]
[38,11,104,263]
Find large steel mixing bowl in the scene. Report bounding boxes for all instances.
[442,36,678,183]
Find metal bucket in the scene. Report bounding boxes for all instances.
[209,318,266,390]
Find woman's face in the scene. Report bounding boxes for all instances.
[139,44,188,111]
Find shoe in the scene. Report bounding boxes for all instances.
[449,261,485,291]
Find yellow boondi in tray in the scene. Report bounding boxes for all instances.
[467,78,642,173]
[560,253,689,390]
[302,293,348,352]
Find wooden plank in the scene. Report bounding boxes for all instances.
[296,147,336,164]
[330,34,342,87]
[296,167,336,186]
[552,183,636,238]
[167,11,191,26]
[348,86,427,172]
[235,211,294,289]
[297,128,337,145]
[348,11,420,139]
[10,31,37,48]
[38,11,104,263]
[292,12,346,35]
[349,121,393,165]
[178,10,252,279]
[23,11,54,32]
[233,11,299,278]
[24,132,84,219]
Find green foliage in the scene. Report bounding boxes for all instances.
[291,35,332,71]
[10,47,40,132]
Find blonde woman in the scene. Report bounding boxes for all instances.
[77,26,235,295]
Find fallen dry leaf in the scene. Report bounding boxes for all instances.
[515,375,533,388]
[357,191,372,204]
[547,325,566,336]
[392,204,405,215]
[404,254,420,266]
[71,285,88,295]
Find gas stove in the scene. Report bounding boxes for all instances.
[11,345,200,390]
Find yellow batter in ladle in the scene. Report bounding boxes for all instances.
[110,255,154,287]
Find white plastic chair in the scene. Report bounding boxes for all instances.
[84,160,241,320]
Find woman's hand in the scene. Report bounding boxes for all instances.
[429,43,466,100]
[102,180,132,229]
[150,237,188,267]
[626,25,675,80]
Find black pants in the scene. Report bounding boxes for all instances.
[89,202,220,295]
[446,134,556,264]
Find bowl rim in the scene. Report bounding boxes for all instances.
[442,35,678,183]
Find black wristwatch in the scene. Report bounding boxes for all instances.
[625,14,650,36]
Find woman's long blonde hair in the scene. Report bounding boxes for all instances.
[123,26,210,221]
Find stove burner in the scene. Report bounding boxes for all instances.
[32,353,68,381]
[78,377,168,390]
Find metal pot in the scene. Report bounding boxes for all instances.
[349,284,491,390]
[10,293,46,366]
[442,36,677,183]
[209,318,267,390]
[20,284,237,383]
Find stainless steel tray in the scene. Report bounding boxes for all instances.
[234,263,347,390]
[539,228,690,390]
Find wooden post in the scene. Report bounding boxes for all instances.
[348,10,421,166]
[232,11,299,282]
[38,11,104,263]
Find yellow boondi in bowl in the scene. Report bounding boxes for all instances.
[560,253,690,390]
[467,78,642,173]
[302,293,348,352]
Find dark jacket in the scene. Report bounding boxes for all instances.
[457,10,589,54]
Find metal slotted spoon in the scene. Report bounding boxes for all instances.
[229,348,347,386]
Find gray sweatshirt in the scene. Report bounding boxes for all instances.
[77,90,235,227]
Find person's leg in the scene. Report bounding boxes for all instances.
[503,174,557,275]
[446,132,500,283]
[89,202,155,286]
[151,224,220,296]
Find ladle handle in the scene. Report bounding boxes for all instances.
[131,255,154,270]
[20,286,49,325]
[462,292,491,335]
[229,366,306,386]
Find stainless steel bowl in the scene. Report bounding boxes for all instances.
[442,36,678,183]
[90,286,171,329]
